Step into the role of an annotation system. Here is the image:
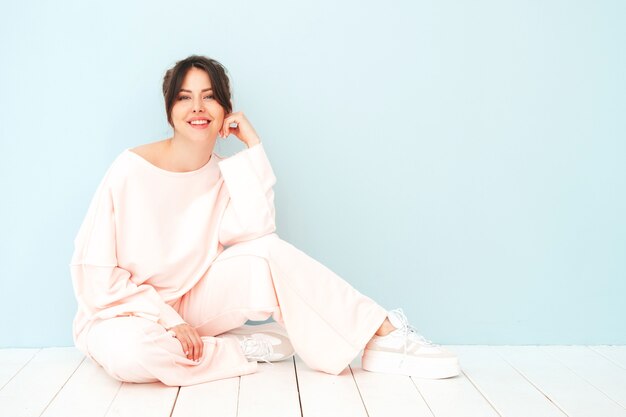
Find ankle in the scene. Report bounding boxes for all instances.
[375,317,397,337]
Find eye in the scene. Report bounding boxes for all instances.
[204,95,214,100]
[177,96,190,101]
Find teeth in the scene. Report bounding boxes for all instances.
[190,120,208,125]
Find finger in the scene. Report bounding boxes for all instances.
[191,333,203,361]
[188,340,195,360]
[178,329,193,357]
[186,331,195,361]
[223,114,238,136]
[196,333,204,361]
[226,123,240,137]
[189,331,198,361]
[184,333,195,360]
[177,336,190,357]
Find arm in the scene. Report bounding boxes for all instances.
[69,167,186,330]
[218,142,277,247]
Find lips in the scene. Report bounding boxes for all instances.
[187,117,211,129]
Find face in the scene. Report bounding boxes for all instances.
[170,66,225,142]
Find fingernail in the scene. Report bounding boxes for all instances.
[185,351,188,355]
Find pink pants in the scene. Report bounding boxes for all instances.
[86,233,389,386]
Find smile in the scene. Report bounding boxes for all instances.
[188,119,210,129]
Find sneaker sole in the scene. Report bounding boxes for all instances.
[361,349,461,379]
[224,322,295,362]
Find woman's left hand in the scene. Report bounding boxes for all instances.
[219,111,261,148]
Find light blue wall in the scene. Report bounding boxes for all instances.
[1,0,624,347]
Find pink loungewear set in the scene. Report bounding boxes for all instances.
[70,142,389,386]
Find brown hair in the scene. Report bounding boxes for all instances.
[162,55,233,127]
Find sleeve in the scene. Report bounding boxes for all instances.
[69,165,186,330]
[217,142,277,247]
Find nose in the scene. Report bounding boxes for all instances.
[192,96,205,113]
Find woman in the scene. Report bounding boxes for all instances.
[70,55,460,386]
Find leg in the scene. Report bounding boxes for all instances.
[86,316,257,386]
[177,253,283,337]
[375,317,397,336]
[179,233,389,375]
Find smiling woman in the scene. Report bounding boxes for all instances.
[128,56,236,173]
[68,54,461,387]
[162,55,232,127]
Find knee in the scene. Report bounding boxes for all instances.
[87,317,159,383]
[216,232,284,261]
[246,233,294,254]
[241,232,282,251]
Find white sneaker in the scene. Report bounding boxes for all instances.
[220,322,295,363]
[361,308,461,379]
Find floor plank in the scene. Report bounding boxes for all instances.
[104,381,179,417]
[542,346,626,409]
[590,346,626,370]
[295,355,367,417]
[0,347,84,417]
[40,358,121,417]
[412,369,500,417]
[0,348,39,389]
[171,376,239,417]
[349,355,433,417]
[453,345,566,417]
[496,346,626,417]
[238,358,301,417]
[2,346,625,416]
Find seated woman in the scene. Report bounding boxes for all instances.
[69,54,460,386]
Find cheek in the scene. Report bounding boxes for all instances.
[171,103,186,119]
[170,108,187,130]
[209,103,226,121]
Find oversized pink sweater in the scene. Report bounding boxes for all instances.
[69,143,276,357]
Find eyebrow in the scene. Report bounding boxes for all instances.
[179,88,213,93]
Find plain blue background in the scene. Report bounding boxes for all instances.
[0,0,624,347]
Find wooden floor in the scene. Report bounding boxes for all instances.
[1,345,625,417]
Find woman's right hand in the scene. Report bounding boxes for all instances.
[167,323,204,362]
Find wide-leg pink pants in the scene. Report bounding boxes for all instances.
[86,233,389,386]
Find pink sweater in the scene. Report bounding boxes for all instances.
[69,143,277,356]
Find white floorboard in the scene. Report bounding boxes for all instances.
[294,355,367,417]
[589,346,626,370]
[0,347,84,417]
[496,346,626,417]
[237,358,301,417]
[412,370,500,417]
[542,346,626,409]
[349,355,433,417]
[453,345,566,417]
[40,359,121,417]
[172,376,239,417]
[0,348,39,389]
[104,381,178,417]
[1,346,626,416]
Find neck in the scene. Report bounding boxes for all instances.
[166,133,217,172]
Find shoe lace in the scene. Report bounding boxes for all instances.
[240,335,275,365]
[388,308,438,364]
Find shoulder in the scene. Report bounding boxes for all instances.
[99,141,164,189]
[112,138,173,179]
[128,139,169,166]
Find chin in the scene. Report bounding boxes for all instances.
[176,128,216,142]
